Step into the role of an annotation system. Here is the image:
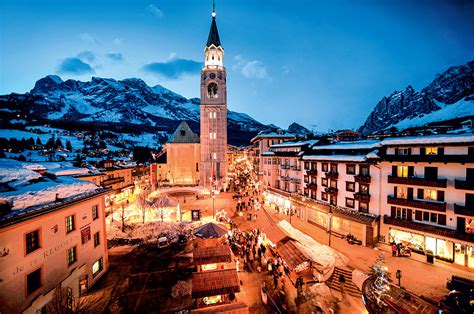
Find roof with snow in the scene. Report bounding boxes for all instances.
[302,153,379,162]
[250,130,295,142]
[194,222,228,238]
[310,140,381,150]
[169,121,200,144]
[0,159,106,226]
[381,132,474,146]
[270,139,319,148]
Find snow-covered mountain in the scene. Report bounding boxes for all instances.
[287,122,311,135]
[0,75,269,144]
[359,60,474,134]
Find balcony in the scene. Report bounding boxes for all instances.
[307,182,317,190]
[280,176,290,182]
[383,215,474,243]
[354,192,371,202]
[280,164,290,170]
[306,169,318,176]
[324,187,338,195]
[290,177,301,184]
[354,174,371,184]
[101,177,125,186]
[325,171,339,180]
[387,176,447,188]
[303,176,309,183]
[455,179,474,190]
[387,196,446,212]
[454,204,474,216]
[382,154,474,163]
[290,165,301,171]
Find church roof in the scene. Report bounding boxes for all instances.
[206,16,222,48]
[169,121,200,144]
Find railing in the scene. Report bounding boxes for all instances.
[387,196,446,212]
[387,176,447,188]
[280,164,290,169]
[306,168,318,176]
[325,187,338,195]
[280,176,290,182]
[325,171,339,180]
[455,179,474,190]
[454,204,473,216]
[307,182,317,190]
[101,177,125,186]
[290,165,301,171]
[290,177,301,184]
[383,215,474,242]
[354,192,371,202]
[354,174,371,184]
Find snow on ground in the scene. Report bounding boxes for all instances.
[107,221,194,244]
[119,132,164,147]
[1,175,100,211]
[26,161,99,176]
[394,99,474,130]
[0,129,84,149]
[302,154,370,162]
[278,220,348,268]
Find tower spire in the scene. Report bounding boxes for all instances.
[206,0,221,47]
[212,0,216,18]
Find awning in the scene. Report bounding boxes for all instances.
[263,223,292,245]
[276,239,310,271]
[192,269,240,299]
[194,245,232,266]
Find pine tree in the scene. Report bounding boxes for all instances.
[368,253,391,307]
[45,136,55,150]
[66,140,73,151]
[36,137,43,146]
[55,138,64,149]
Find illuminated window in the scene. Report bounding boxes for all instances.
[426,147,438,155]
[66,215,75,233]
[424,189,437,201]
[396,186,407,199]
[67,246,77,266]
[94,232,100,247]
[92,258,103,278]
[213,153,217,159]
[92,205,98,220]
[203,295,222,305]
[397,166,409,178]
[25,230,40,254]
[209,132,217,140]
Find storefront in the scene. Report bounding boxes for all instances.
[388,228,474,268]
[263,190,291,214]
[307,208,328,229]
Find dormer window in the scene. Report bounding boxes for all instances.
[180,129,186,136]
[426,147,438,155]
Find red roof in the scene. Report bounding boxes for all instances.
[192,269,240,299]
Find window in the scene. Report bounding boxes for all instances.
[346,164,355,175]
[322,163,328,172]
[330,180,337,188]
[359,202,369,213]
[25,230,40,254]
[209,112,217,119]
[346,182,355,192]
[395,207,408,220]
[360,165,370,176]
[397,166,409,178]
[330,195,337,206]
[346,198,355,208]
[207,82,218,98]
[426,147,438,155]
[359,184,369,193]
[81,226,91,244]
[92,205,98,220]
[321,178,328,187]
[94,232,100,247]
[423,211,430,221]
[396,186,408,199]
[66,215,75,233]
[27,268,42,295]
[213,153,217,159]
[424,167,438,180]
[67,246,77,266]
[424,189,437,201]
[396,148,410,155]
[321,192,328,201]
[209,132,216,140]
[330,163,337,172]
[92,258,103,278]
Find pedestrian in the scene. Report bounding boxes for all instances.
[397,243,402,257]
[273,275,278,288]
[391,243,397,257]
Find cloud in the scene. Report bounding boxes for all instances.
[143,58,202,79]
[79,32,101,45]
[147,4,164,18]
[106,52,123,62]
[58,57,95,75]
[113,37,123,45]
[232,55,268,79]
[77,50,95,63]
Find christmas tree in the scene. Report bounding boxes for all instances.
[368,253,391,307]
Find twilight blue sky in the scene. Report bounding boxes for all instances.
[1,0,473,131]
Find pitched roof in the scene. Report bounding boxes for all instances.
[169,121,200,143]
[192,269,240,298]
[206,16,222,47]
[194,222,228,238]
[193,245,232,265]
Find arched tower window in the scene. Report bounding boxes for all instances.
[207,82,218,99]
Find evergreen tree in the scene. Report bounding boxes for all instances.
[66,140,73,151]
[55,138,64,149]
[36,137,43,146]
[368,253,391,307]
[45,136,55,150]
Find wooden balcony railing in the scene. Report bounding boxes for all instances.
[324,187,338,195]
[387,176,447,188]
[354,192,371,202]
[455,179,474,191]
[306,169,318,176]
[387,196,446,212]
[383,215,474,243]
[325,171,339,180]
[454,204,474,217]
[354,174,371,184]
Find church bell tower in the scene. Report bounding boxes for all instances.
[200,4,227,190]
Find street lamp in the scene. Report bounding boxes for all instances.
[328,206,333,247]
[212,191,216,220]
[396,269,402,287]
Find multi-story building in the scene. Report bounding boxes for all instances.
[0,160,108,313]
[378,133,474,268]
[250,130,295,180]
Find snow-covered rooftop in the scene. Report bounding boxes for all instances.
[0,159,103,215]
[251,130,295,142]
[270,139,319,148]
[310,140,381,150]
[381,132,474,146]
[302,154,377,162]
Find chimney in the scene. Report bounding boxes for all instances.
[55,193,60,201]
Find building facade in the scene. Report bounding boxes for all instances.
[200,10,228,190]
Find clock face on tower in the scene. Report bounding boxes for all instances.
[207,82,218,99]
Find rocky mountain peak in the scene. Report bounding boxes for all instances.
[288,122,311,135]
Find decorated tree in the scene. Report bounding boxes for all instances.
[368,253,391,307]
